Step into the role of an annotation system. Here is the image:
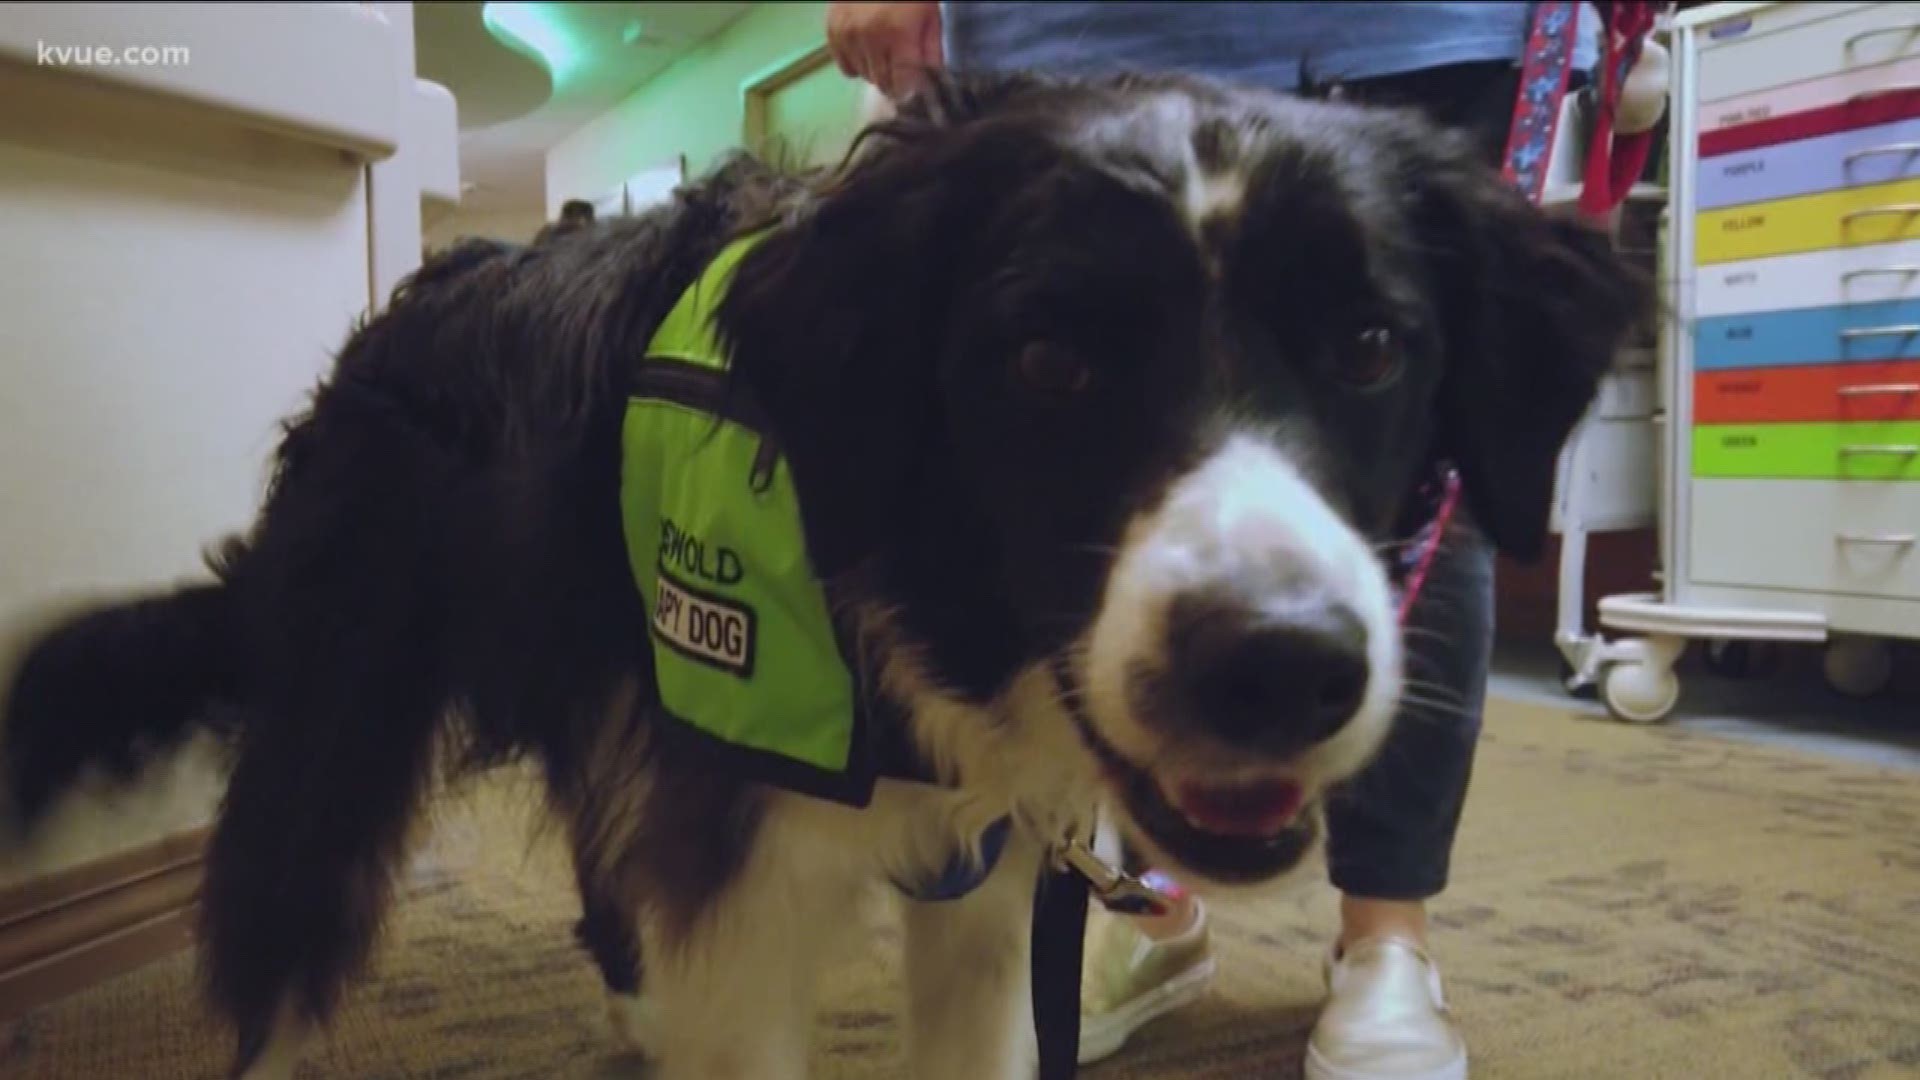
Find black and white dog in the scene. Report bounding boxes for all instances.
[1,71,1645,1079]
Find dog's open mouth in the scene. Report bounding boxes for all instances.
[1066,696,1320,884]
[1163,776,1304,836]
[1123,768,1318,883]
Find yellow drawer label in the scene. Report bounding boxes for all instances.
[1696,178,1920,266]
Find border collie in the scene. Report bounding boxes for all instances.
[1,71,1645,1079]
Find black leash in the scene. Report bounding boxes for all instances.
[1032,655,1185,1080]
[1032,860,1091,1080]
[1033,827,1182,1079]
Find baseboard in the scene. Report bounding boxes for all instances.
[0,826,208,1021]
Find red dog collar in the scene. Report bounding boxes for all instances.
[1391,467,1465,627]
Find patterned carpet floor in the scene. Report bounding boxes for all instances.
[6,697,1920,1079]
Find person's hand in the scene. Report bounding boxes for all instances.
[826,2,943,101]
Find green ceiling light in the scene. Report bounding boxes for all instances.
[482,2,580,85]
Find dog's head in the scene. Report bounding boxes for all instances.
[719,72,1648,887]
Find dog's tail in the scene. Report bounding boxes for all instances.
[1,560,246,852]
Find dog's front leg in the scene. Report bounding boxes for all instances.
[641,797,868,1080]
[903,831,1044,1080]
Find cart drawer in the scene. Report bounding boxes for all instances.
[1701,53,1920,135]
[1689,478,1920,599]
[1697,3,1920,105]
[1695,239,1920,319]
[1692,420,1920,480]
[1696,115,1920,212]
[1695,176,1920,266]
[1694,360,1920,424]
[1692,297,1920,371]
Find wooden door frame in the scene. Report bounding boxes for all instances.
[741,44,837,162]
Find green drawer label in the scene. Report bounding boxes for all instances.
[1693,422,1920,480]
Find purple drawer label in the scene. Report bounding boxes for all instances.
[1697,116,1920,211]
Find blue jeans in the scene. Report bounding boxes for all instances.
[1325,512,1497,900]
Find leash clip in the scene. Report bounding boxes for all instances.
[1051,838,1175,918]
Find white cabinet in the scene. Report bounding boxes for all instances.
[0,2,458,882]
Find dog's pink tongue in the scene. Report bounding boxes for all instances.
[1172,779,1304,837]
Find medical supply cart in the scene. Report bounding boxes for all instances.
[1585,1,1920,722]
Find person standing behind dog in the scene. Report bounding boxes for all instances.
[534,198,598,245]
[828,3,1603,1078]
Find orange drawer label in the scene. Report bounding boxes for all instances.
[1695,361,1920,424]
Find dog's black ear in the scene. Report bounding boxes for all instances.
[1417,140,1653,563]
[717,101,1055,580]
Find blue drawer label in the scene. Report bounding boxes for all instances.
[1695,297,1920,370]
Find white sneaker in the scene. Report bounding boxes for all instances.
[1305,936,1468,1080]
[1076,901,1218,1064]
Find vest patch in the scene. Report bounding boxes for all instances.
[660,518,746,586]
[653,568,756,677]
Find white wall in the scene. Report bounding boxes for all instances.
[546,1,828,218]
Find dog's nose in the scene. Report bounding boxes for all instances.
[1169,594,1370,754]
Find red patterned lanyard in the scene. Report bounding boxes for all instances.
[1501,2,1665,216]
[1581,2,1663,217]
[1500,0,1585,204]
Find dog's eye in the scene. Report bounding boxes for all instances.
[1338,327,1402,389]
[1014,342,1093,399]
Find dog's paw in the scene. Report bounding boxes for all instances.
[605,991,661,1055]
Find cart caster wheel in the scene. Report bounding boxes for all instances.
[1823,637,1893,699]
[1558,660,1600,701]
[1703,639,1782,679]
[1603,661,1679,724]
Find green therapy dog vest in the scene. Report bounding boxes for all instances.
[619,233,874,807]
